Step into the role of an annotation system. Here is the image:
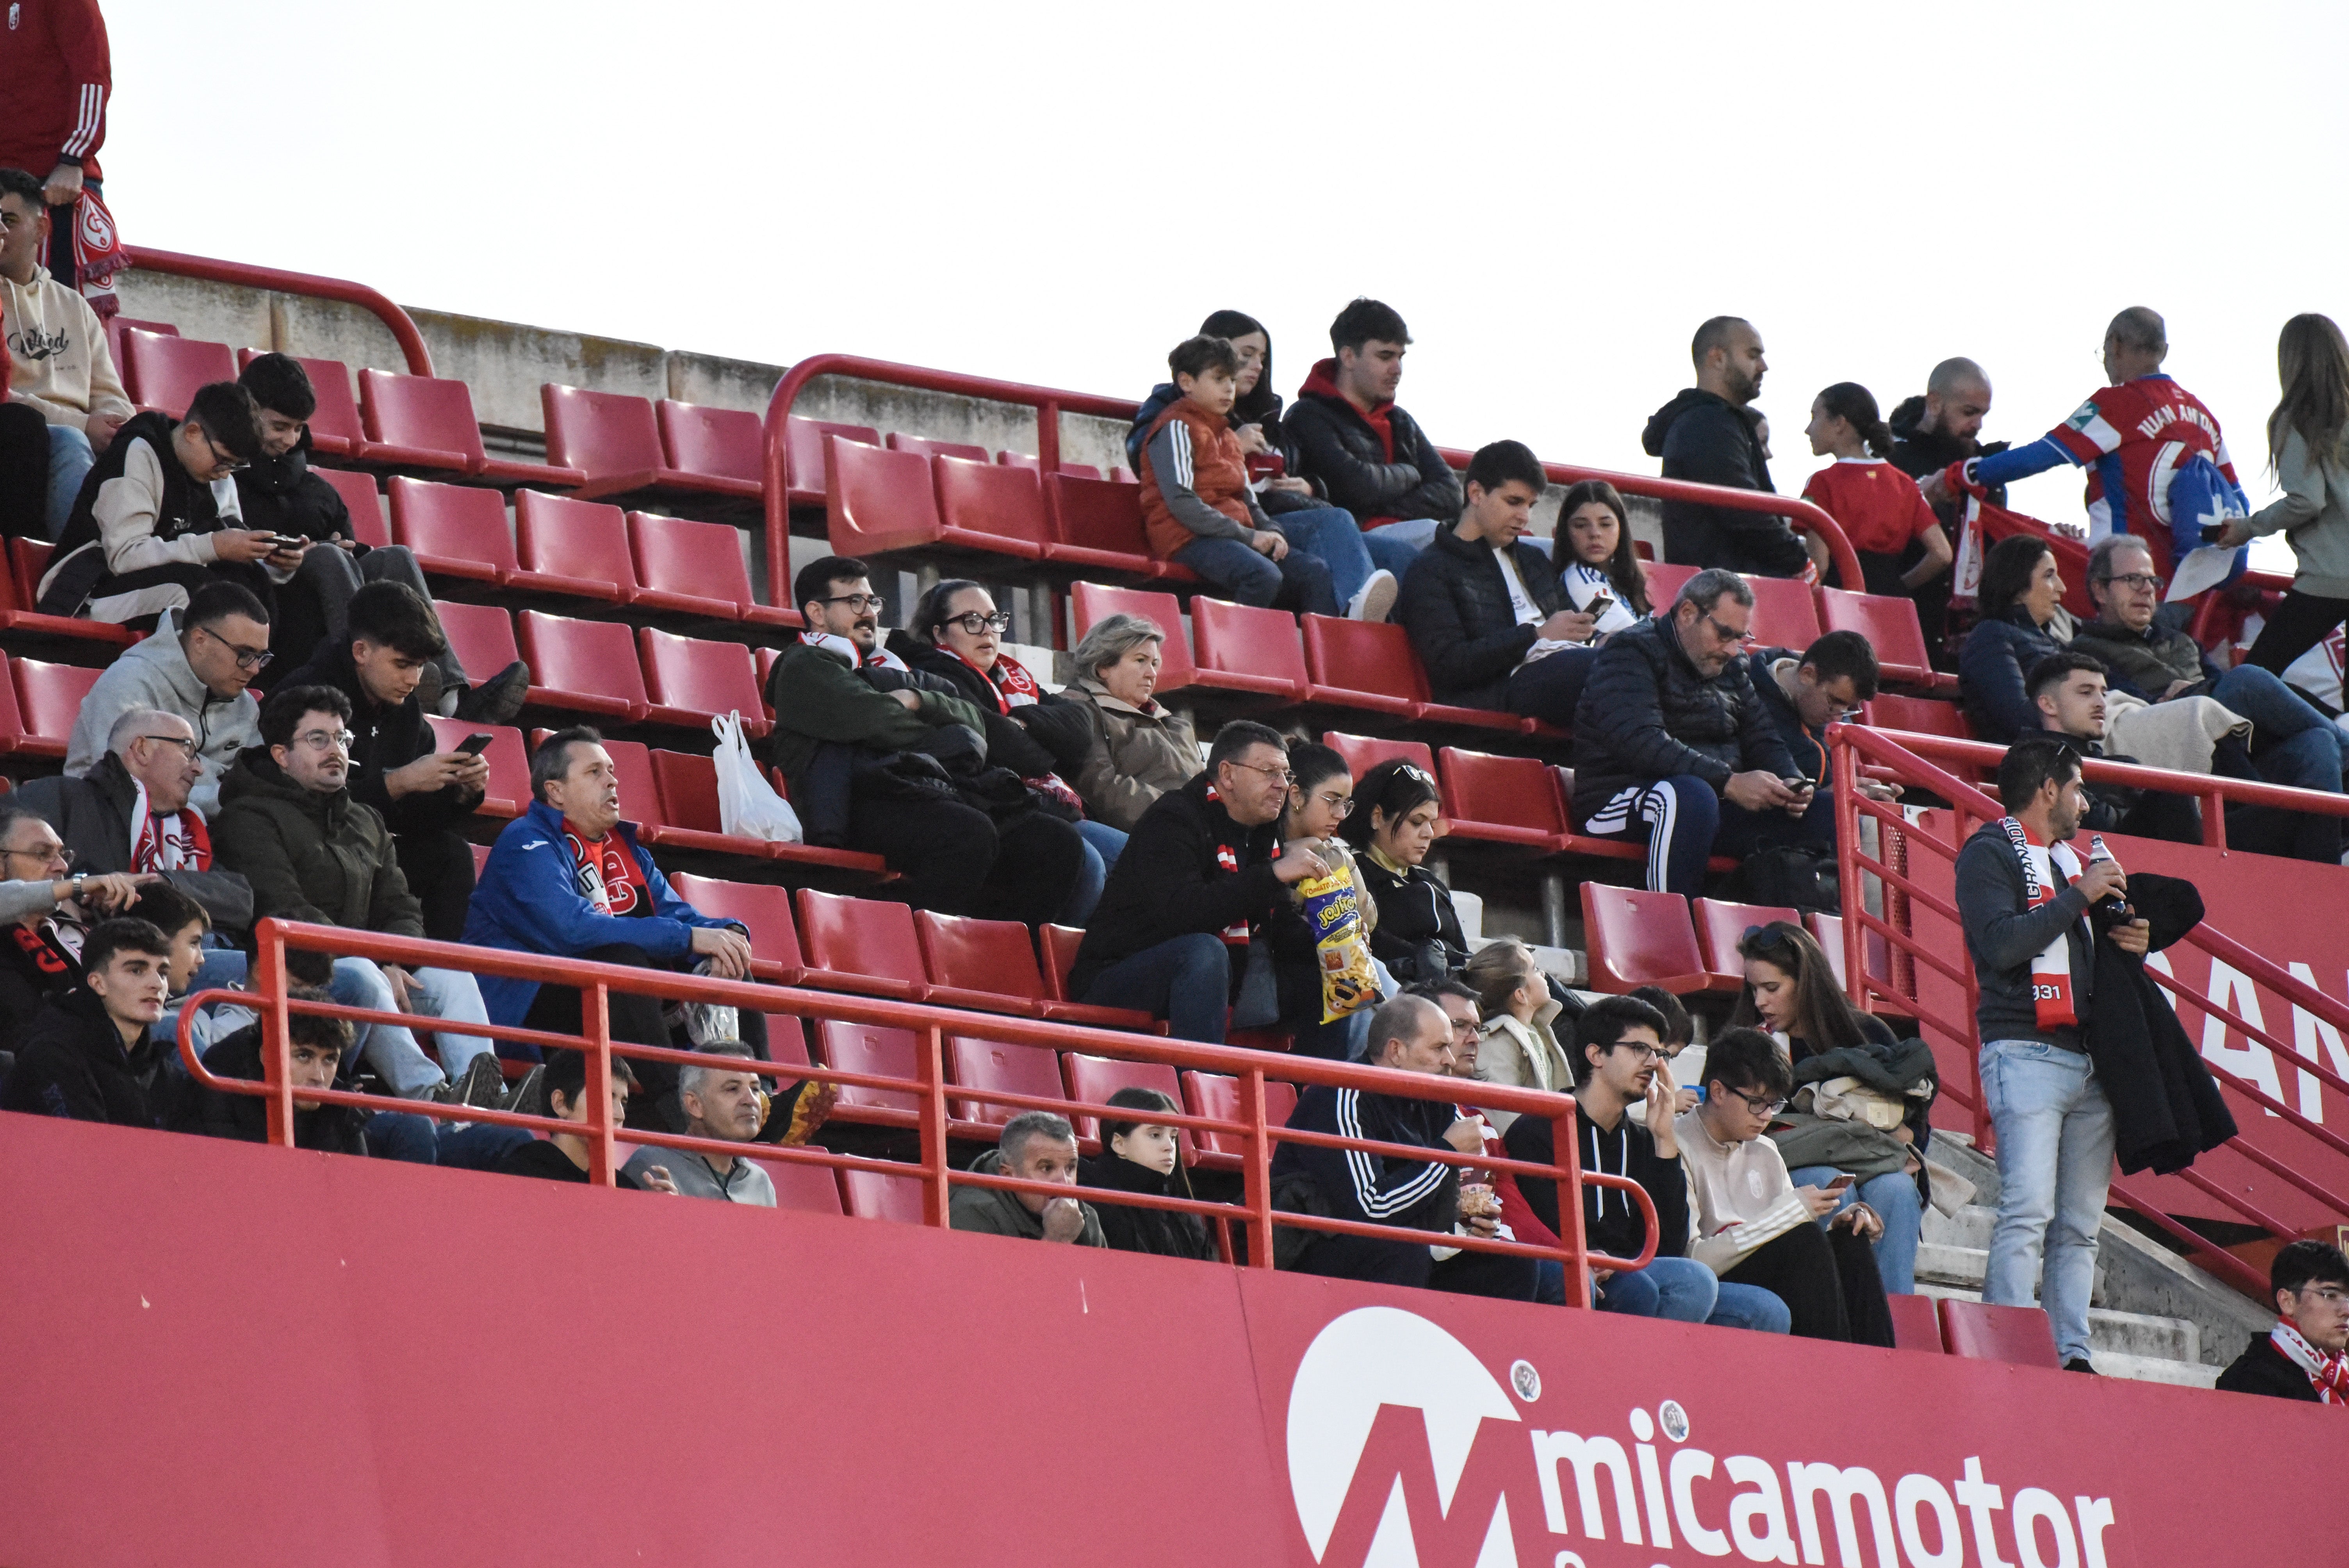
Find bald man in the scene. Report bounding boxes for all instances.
[1887,356,2005,647]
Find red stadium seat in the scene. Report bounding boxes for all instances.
[914,912,1046,1017]
[1181,1070,1297,1160]
[1301,615,1419,718]
[886,433,990,464]
[511,490,636,603]
[1803,911,1890,996]
[1744,573,1823,649]
[796,889,927,1001]
[630,512,797,627]
[994,452,1099,478]
[541,385,675,500]
[1887,1292,1945,1354]
[638,627,768,733]
[1069,583,1194,691]
[1691,898,1801,990]
[238,349,365,460]
[1865,691,1973,740]
[1937,1299,2060,1368]
[1034,923,1156,1030]
[0,657,29,753]
[1580,884,1710,994]
[9,658,100,758]
[312,467,388,547]
[757,1156,845,1217]
[105,315,175,370]
[430,601,521,691]
[1042,473,1181,580]
[1438,748,1568,850]
[422,716,527,817]
[1321,732,1435,781]
[0,541,134,646]
[1062,1054,1191,1158]
[839,1165,927,1223]
[816,1021,921,1115]
[1642,562,1697,607]
[1057,462,1103,480]
[931,454,1050,560]
[655,399,764,499]
[121,331,235,418]
[359,369,586,487]
[784,417,879,500]
[946,1036,1067,1126]
[1822,588,1955,691]
[665,872,804,983]
[1189,597,1308,701]
[643,748,885,877]
[388,478,515,584]
[517,610,649,721]
[826,436,945,558]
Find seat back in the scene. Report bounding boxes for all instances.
[239,350,365,453]
[838,1165,927,1223]
[932,454,1052,552]
[1690,897,1802,984]
[121,331,236,417]
[1180,1070,1297,1158]
[1037,923,1086,1002]
[1321,732,1436,780]
[1744,573,1823,649]
[515,490,636,593]
[1820,586,1931,677]
[430,601,520,684]
[1069,583,1193,691]
[359,369,488,467]
[517,611,650,711]
[1864,691,1972,740]
[886,432,989,464]
[1062,1053,1191,1158]
[784,416,880,493]
[756,1156,845,1216]
[1802,911,1890,995]
[313,467,388,547]
[12,658,101,740]
[1438,748,1566,835]
[1191,597,1308,690]
[1579,884,1706,994]
[1301,615,1429,705]
[639,627,762,721]
[630,512,755,610]
[915,911,1048,1005]
[1937,1299,2061,1368]
[422,716,528,816]
[1886,1291,1945,1354]
[389,477,517,576]
[1046,473,1153,558]
[826,435,942,554]
[815,1021,920,1115]
[996,451,1040,470]
[665,872,800,976]
[647,749,725,834]
[541,384,665,481]
[797,889,927,994]
[5,539,48,612]
[658,399,764,486]
[946,1036,1066,1126]
[1641,561,1698,607]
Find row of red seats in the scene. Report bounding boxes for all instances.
[1580,884,1888,997]
[1641,562,1953,692]
[430,601,765,732]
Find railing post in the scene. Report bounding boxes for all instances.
[1241,1068,1276,1269]
[1552,1107,1590,1308]
[1037,397,1062,478]
[917,1023,951,1228]
[1953,806,1993,1153]
[1831,730,1867,1010]
[2201,782,2228,850]
[257,923,293,1148]
[584,982,616,1186]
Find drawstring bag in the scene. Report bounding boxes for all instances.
[712,712,802,843]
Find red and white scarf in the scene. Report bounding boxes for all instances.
[2272,1320,2349,1404]
[70,188,129,319]
[1998,815,2085,1030]
[948,648,1085,813]
[129,779,210,873]
[563,821,648,916]
[803,629,907,674]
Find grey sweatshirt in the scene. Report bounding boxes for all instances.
[0,880,63,924]
[1143,421,1276,543]
[1953,822,2096,1050]
[64,609,261,818]
[2244,426,2349,600]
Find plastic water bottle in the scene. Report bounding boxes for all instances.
[2086,833,2132,920]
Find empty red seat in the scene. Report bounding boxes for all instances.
[665,872,804,983]
[931,454,1050,560]
[359,369,584,487]
[1063,1054,1191,1158]
[826,436,945,558]
[0,657,29,753]
[388,477,515,584]
[312,467,387,547]
[947,1036,1067,1126]
[1181,1070,1297,1160]
[517,609,650,720]
[0,541,133,646]
[914,911,1046,1016]
[1322,732,1435,781]
[784,417,880,500]
[1190,597,1308,700]
[655,399,764,498]
[1043,473,1183,580]
[1744,573,1823,649]
[1820,587,1952,690]
[1301,615,1420,719]
[238,350,364,460]
[541,385,673,499]
[1035,923,1156,1030]
[1887,1291,1945,1354]
[1803,911,1890,997]
[995,452,1097,478]
[422,716,527,817]
[1937,1299,2060,1368]
[638,627,767,733]
[839,1165,927,1223]
[886,432,989,464]
[1580,884,1709,994]
[121,331,235,418]
[1069,583,1194,692]
[1691,897,1801,989]
[631,512,795,625]
[757,1156,845,1216]
[1438,748,1567,850]
[1864,691,1972,740]
[796,889,927,1000]
[10,658,101,758]
[431,601,521,691]
[642,748,886,877]
[1642,561,1697,608]
[105,315,175,369]
[815,1021,920,1115]
[511,490,636,603]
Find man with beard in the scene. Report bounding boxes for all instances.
[1889,357,2003,649]
[1641,316,1813,578]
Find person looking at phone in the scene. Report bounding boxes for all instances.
[950,1111,1106,1246]
[66,580,270,818]
[1553,479,1652,631]
[279,581,488,941]
[1571,568,1812,897]
[1743,629,1898,856]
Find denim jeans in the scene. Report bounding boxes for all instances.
[1709,1281,1795,1333]
[1789,1162,1923,1294]
[1362,517,1438,578]
[331,959,493,1094]
[45,422,93,536]
[1979,1038,2115,1363]
[1595,1254,1717,1320]
[1537,1256,1789,1331]
[365,1112,534,1168]
[1062,819,1126,926]
[1173,535,1337,617]
[1274,504,1379,610]
[1081,932,1229,1043]
[2209,663,2347,861]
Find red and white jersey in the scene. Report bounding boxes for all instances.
[1800,458,1941,556]
[2047,376,2239,564]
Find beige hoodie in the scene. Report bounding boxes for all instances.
[3,265,132,430]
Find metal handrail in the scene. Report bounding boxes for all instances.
[187,920,1662,1305]
[125,247,435,377]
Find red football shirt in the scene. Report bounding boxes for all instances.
[1800,458,1941,556]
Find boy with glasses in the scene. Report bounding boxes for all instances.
[2218,1240,2349,1404]
[66,581,271,818]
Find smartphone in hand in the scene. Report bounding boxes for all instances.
[456,732,495,756]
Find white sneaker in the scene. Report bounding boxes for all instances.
[1348,568,1399,623]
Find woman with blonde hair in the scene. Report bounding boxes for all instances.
[1461,937,1572,1130]
[2222,314,2349,677]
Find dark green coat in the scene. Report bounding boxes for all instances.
[764,638,988,798]
[210,748,424,937]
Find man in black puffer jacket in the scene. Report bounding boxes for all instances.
[1398,440,1600,724]
[1888,357,2006,652]
[1641,316,1811,578]
[1284,298,1464,580]
[1571,569,1807,896]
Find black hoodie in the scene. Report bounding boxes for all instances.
[232,429,358,545]
[1641,388,1808,577]
[0,986,166,1126]
[1081,1150,1215,1259]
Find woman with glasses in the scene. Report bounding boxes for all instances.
[1958,532,2072,743]
[901,579,1126,925]
[1262,743,1381,1059]
[1731,920,1928,1293]
[1340,758,1467,987]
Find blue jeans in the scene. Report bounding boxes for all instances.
[1979,1039,2115,1364]
[155,946,255,1058]
[1362,517,1438,578]
[1081,932,1229,1043]
[1789,1163,1923,1295]
[365,1112,534,1169]
[1174,535,1337,616]
[1274,504,1380,610]
[1063,819,1128,926]
[1709,1280,1795,1333]
[1535,1256,1790,1331]
[2210,663,2346,861]
[45,422,93,536]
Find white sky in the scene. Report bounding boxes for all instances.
[103,1,2349,558]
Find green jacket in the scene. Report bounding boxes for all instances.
[764,639,989,797]
[210,748,424,937]
[946,1148,1107,1246]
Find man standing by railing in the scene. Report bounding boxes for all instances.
[1954,738,2149,1372]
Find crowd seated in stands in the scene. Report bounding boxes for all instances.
[494,1048,677,1192]
[622,1042,775,1204]
[1643,315,1813,579]
[1058,612,1199,834]
[1960,532,2071,742]
[0,164,130,536]
[175,984,367,1155]
[1285,298,1463,581]
[1552,478,1652,628]
[1338,758,1465,989]
[2219,1239,2349,1404]
[67,580,269,815]
[1572,568,1811,896]
[767,554,1082,924]
[951,1109,1104,1245]
[0,914,171,1126]
[1799,380,1952,602]
[1082,1086,1214,1260]
[0,800,144,1051]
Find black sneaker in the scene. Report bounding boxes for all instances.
[2063,1357,2096,1374]
[456,660,531,725]
[500,1065,544,1118]
[434,1052,508,1110]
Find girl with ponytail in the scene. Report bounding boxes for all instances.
[1800,381,1954,602]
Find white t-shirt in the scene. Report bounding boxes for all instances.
[1496,548,1574,665]
[1559,560,1643,637]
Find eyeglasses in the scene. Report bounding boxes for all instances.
[138,734,198,759]
[2099,572,2162,592]
[940,610,1013,636]
[1227,759,1293,787]
[1608,1041,1665,1063]
[2,842,71,868]
[1702,612,1755,646]
[821,593,886,614]
[1723,1089,1789,1117]
[197,624,274,671]
[292,729,355,752]
[199,429,248,474]
[2298,1286,2349,1307]
[1294,788,1354,818]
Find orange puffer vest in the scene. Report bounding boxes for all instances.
[1139,399,1254,560]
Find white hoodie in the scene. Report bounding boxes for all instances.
[2,264,132,430]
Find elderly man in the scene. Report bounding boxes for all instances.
[67,581,272,817]
[1070,720,1330,1044]
[0,800,143,1052]
[1571,568,1808,896]
[949,1110,1106,1245]
[1641,316,1812,577]
[622,1044,778,1204]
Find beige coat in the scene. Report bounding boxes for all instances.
[2,266,132,430]
[1675,1105,1811,1273]
[1474,1002,1571,1132]
[1061,677,1201,833]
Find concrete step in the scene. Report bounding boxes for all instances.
[2090,1351,2222,1390]
[1912,1285,2201,1366]
[1919,1203,1995,1251]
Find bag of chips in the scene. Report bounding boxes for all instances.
[1298,864,1378,1025]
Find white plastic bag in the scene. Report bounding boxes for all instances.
[712,711,802,843]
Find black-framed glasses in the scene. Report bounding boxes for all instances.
[822,593,886,614]
[1608,1041,1665,1063]
[139,734,198,759]
[199,429,248,474]
[1724,1089,1789,1117]
[2,842,71,868]
[2100,572,2162,592]
[940,611,1012,636]
[197,624,273,671]
[1702,612,1755,646]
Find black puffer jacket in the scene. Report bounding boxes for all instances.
[1286,360,1463,524]
[1640,388,1808,577]
[1887,397,2008,513]
[1355,852,1467,986]
[1396,524,1565,709]
[898,640,1093,780]
[0,987,168,1126]
[1569,615,1798,821]
[233,430,358,544]
[1958,608,2067,743]
[1081,1151,1215,1259]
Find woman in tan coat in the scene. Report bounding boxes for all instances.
[1463,937,1573,1131]
[1059,613,1201,833]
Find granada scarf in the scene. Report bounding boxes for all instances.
[949,648,1082,814]
[128,779,210,873]
[2272,1320,2349,1404]
[1997,815,2084,1030]
[563,821,648,917]
[802,630,907,674]
[70,189,128,319]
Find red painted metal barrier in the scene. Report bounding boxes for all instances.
[185,919,1659,1306]
[125,246,435,377]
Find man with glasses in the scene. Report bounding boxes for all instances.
[0,799,144,1053]
[34,378,293,627]
[66,580,271,818]
[1746,629,1899,855]
[1572,568,1810,896]
[2218,1240,2349,1404]
[765,554,1082,924]
[1072,720,1329,1044]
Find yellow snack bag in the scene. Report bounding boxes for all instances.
[1299,865,1377,1025]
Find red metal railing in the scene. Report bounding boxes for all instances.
[1828,722,2349,1299]
[182,920,1657,1307]
[125,247,435,377]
